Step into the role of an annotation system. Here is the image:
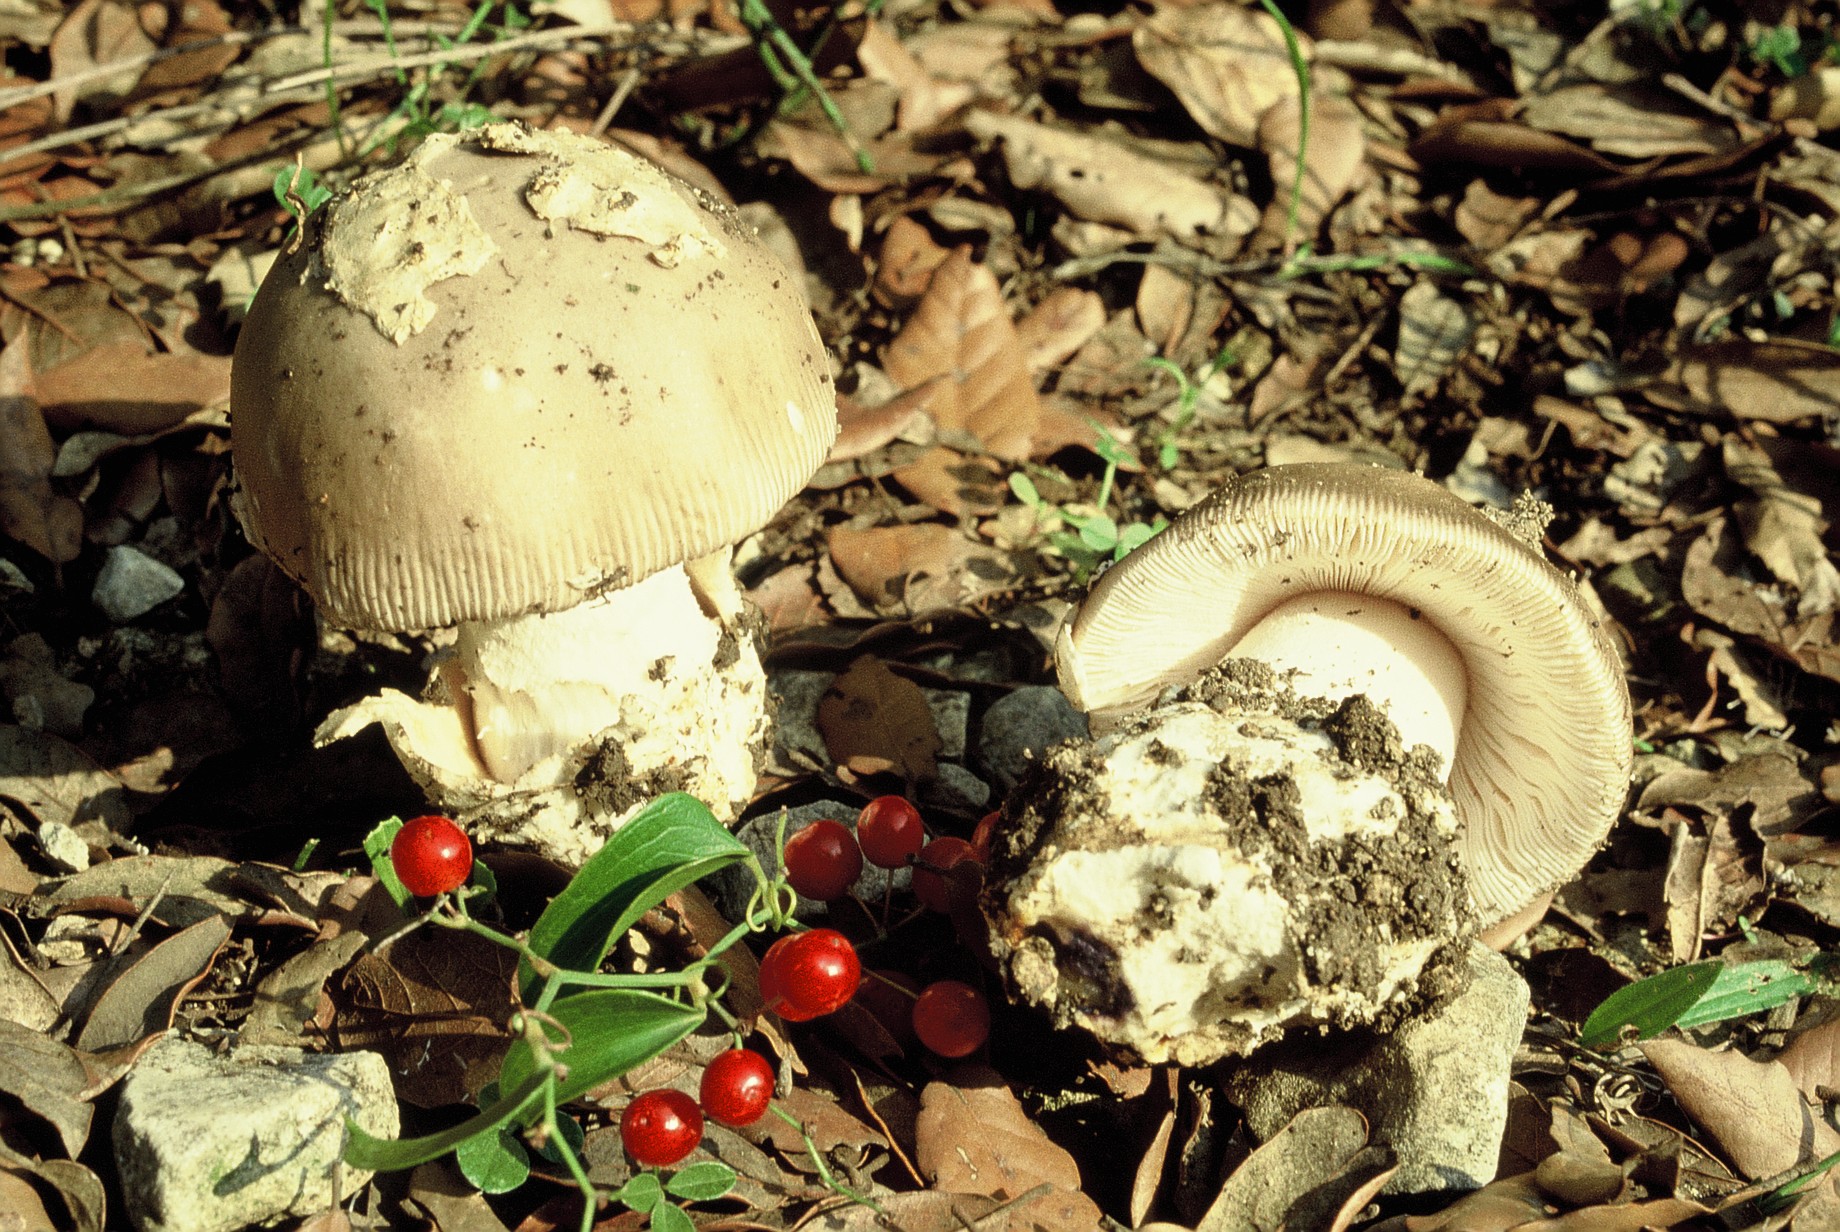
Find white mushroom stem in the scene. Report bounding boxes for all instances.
[1225,592,1469,777]
[449,555,734,784]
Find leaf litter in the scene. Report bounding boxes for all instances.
[3,0,1840,1229]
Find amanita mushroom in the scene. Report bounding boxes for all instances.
[230,124,836,861]
[982,464,1631,1061]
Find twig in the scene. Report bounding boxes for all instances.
[590,66,643,135]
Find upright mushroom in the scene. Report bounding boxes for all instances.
[230,124,837,862]
[983,464,1632,1061]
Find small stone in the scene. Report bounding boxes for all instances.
[113,1037,398,1232]
[975,685,1088,794]
[767,669,832,771]
[1223,943,1530,1193]
[36,821,90,874]
[0,557,32,594]
[920,687,970,760]
[92,545,184,622]
[918,761,991,812]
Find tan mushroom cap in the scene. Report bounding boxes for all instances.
[1055,463,1633,924]
[231,124,837,632]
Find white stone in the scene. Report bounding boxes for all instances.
[112,1037,398,1232]
[91,546,183,622]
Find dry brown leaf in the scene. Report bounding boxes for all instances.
[965,111,1252,243]
[1132,3,1306,148]
[892,446,1007,516]
[1519,84,1737,159]
[1402,1173,1553,1230]
[829,383,939,465]
[1519,1196,1710,1230]
[874,214,954,309]
[1659,811,1765,963]
[1196,1105,1368,1232]
[1253,92,1366,250]
[1681,518,1840,685]
[334,927,517,1108]
[883,246,1040,459]
[1650,339,1840,425]
[1639,1037,1840,1180]
[1723,437,1840,615]
[827,521,1020,614]
[0,389,82,564]
[1411,104,1623,175]
[914,1074,1105,1232]
[0,726,130,832]
[1016,287,1107,375]
[815,655,942,781]
[0,1017,95,1157]
[1777,1018,1840,1103]
[745,563,828,637]
[75,914,230,1051]
[1454,180,1540,250]
[1393,281,1476,400]
[48,0,153,123]
[31,341,231,434]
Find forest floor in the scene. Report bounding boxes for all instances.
[2,0,1840,1229]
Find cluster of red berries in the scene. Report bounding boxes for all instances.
[783,796,995,914]
[620,1046,775,1168]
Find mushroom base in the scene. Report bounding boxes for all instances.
[315,561,768,865]
[980,661,1473,1065]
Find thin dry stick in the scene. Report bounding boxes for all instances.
[0,18,468,112]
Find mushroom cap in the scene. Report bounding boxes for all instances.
[230,124,837,632]
[1055,463,1632,924]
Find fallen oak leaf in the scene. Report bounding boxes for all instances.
[816,655,942,782]
[914,1070,1105,1232]
[884,245,1041,460]
[1640,1036,1840,1181]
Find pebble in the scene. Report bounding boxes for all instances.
[91,545,184,622]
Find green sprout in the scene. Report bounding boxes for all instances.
[1010,429,1167,579]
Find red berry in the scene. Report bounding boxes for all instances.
[757,936,817,1022]
[857,796,925,869]
[970,810,1000,864]
[621,1089,703,1167]
[759,929,860,1020]
[389,815,472,897]
[912,836,980,914]
[699,1048,774,1127]
[783,819,863,901]
[913,980,990,1058]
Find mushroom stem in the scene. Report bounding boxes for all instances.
[1225,592,1468,776]
[449,561,735,783]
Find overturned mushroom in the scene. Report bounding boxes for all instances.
[983,464,1631,1061]
[230,124,836,862]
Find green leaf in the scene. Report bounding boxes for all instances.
[1675,960,1818,1031]
[1077,515,1119,551]
[1579,962,1722,1047]
[521,793,747,1003]
[1007,471,1042,508]
[497,990,705,1108]
[533,1111,585,1164]
[666,1161,737,1202]
[455,1128,530,1193]
[651,1202,696,1232]
[343,1069,549,1172]
[364,818,412,908]
[618,1172,664,1213]
[1115,522,1159,557]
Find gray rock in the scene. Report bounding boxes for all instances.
[92,545,184,622]
[709,800,912,923]
[767,669,832,772]
[975,686,1088,794]
[917,761,991,813]
[1223,943,1529,1194]
[920,687,970,760]
[36,821,90,874]
[113,1036,399,1232]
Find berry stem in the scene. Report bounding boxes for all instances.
[767,1104,885,1213]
